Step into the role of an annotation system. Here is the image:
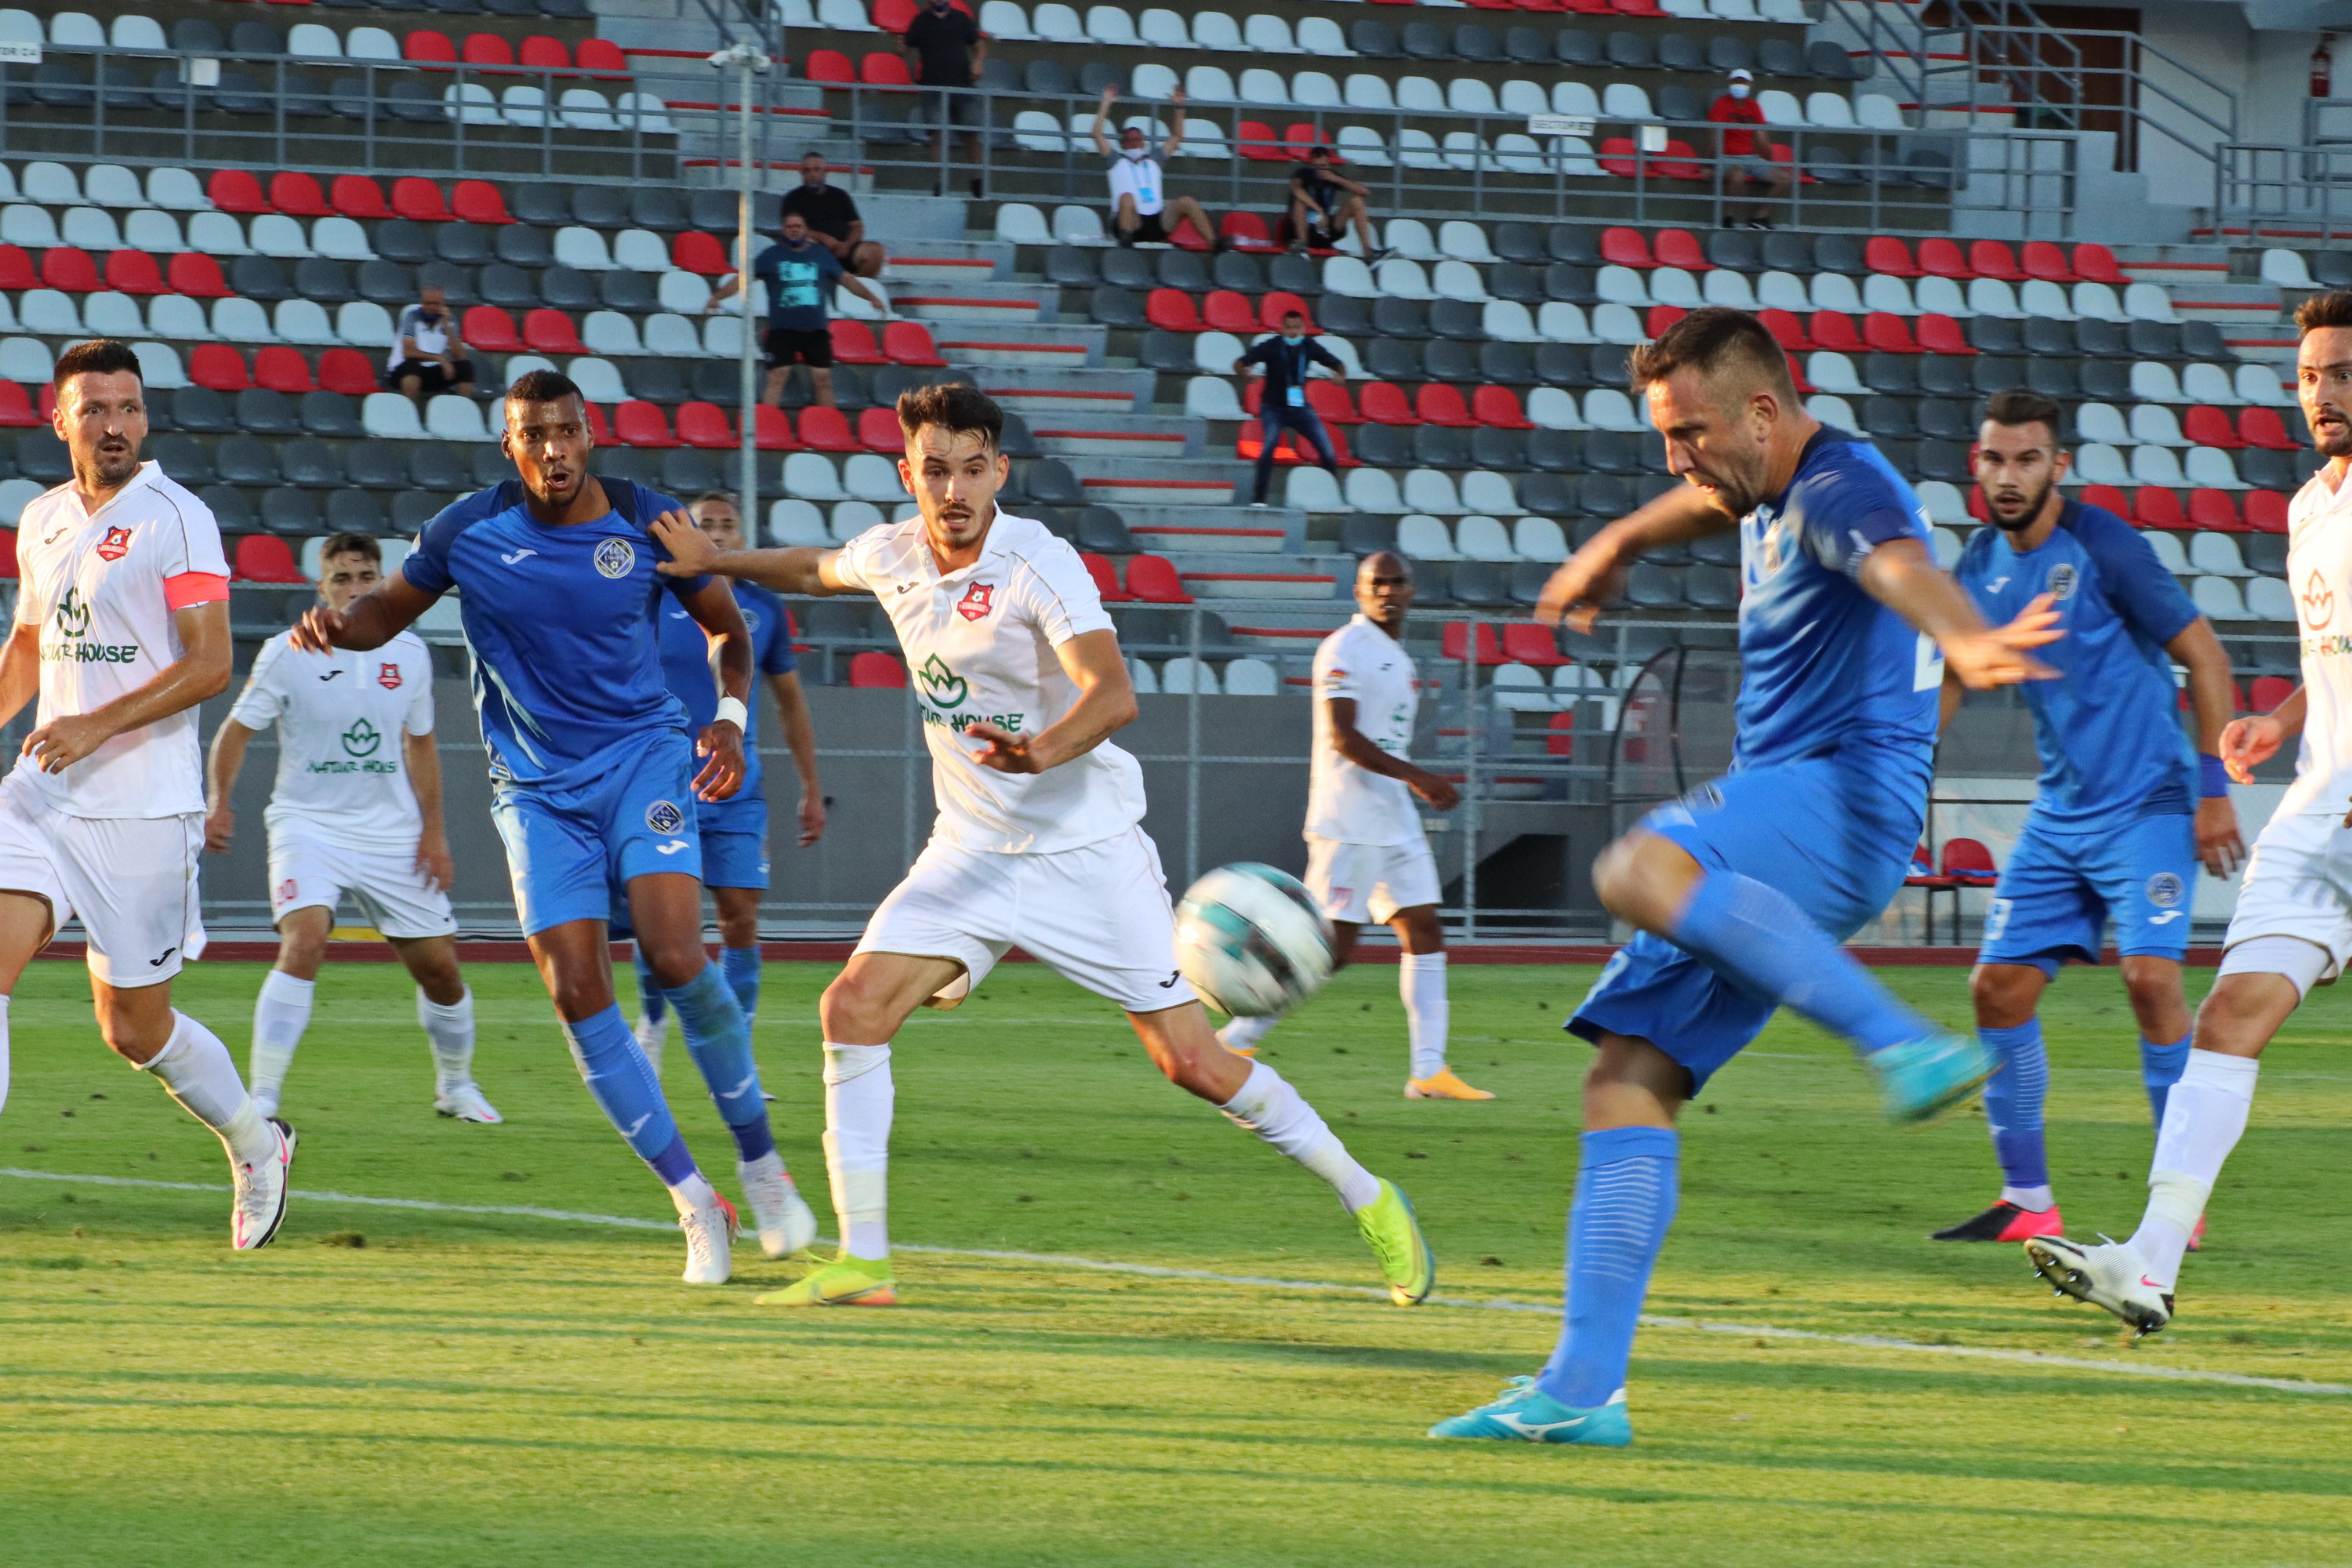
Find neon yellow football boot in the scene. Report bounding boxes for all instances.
[1356,1179,1436,1306]
[755,1254,899,1307]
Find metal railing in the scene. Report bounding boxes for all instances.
[2216,140,2352,243]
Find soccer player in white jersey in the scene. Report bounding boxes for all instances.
[652,383,1435,1308]
[2026,289,2352,1334]
[1217,550,1491,1099]
[0,338,293,1247]
[205,531,498,1124]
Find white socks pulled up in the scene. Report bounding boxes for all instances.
[419,986,477,1091]
[1218,1058,1381,1214]
[2130,1049,2259,1288]
[143,1011,276,1167]
[1400,951,1449,1080]
[822,1041,894,1261]
[248,969,314,1108]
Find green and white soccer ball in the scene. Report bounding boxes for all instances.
[1174,862,1336,1018]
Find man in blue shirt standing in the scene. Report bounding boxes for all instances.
[291,370,818,1285]
[706,211,889,411]
[1936,389,2243,1246]
[1232,310,1346,509]
[633,489,827,1062]
[1428,308,2061,1448]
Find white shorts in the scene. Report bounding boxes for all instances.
[267,817,456,941]
[0,769,205,986]
[2220,809,2352,982]
[1305,831,1441,926]
[856,826,1198,1013]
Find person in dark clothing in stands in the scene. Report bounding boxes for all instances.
[1708,68,1791,230]
[782,152,884,279]
[902,0,986,198]
[1233,310,1347,508]
[704,212,890,408]
[1287,147,1379,258]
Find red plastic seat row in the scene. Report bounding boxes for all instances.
[823,318,949,367]
[1596,138,1702,181]
[1599,226,1710,271]
[2075,482,2289,535]
[2180,405,2301,452]
[1236,421,1359,467]
[405,31,627,73]
[212,169,514,225]
[1867,235,2124,285]
[1080,552,1192,605]
[1242,378,1363,426]
[187,345,379,397]
[1144,288,1321,335]
[872,0,976,27]
[1801,310,1972,356]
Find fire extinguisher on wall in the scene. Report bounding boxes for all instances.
[2315,34,2335,97]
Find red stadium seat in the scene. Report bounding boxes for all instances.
[451,180,513,224]
[1080,552,1134,603]
[2072,243,2127,285]
[0,527,16,579]
[1416,383,1476,427]
[330,175,393,220]
[1259,290,1312,332]
[1563,0,1613,13]
[318,349,377,396]
[1145,288,1203,332]
[1501,622,1567,666]
[1916,238,1971,279]
[2252,675,2296,713]
[391,178,451,222]
[254,347,317,394]
[1599,227,1653,267]
[2183,405,2242,448]
[1546,710,1575,757]
[1864,235,1918,278]
[404,30,458,64]
[1809,310,1862,353]
[41,247,100,292]
[463,33,516,68]
[1125,554,1192,604]
[1757,307,1813,351]
[874,0,920,27]
[1863,312,1920,353]
[189,346,250,392]
[1308,379,1359,424]
[1944,837,1998,885]
[614,400,677,448]
[828,319,884,365]
[1654,140,1702,180]
[675,401,733,448]
[2020,241,2077,282]
[672,231,731,274]
[1967,239,2024,281]
[1220,212,1277,252]
[1613,0,1668,16]
[463,305,522,350]
[2131,486,2184,529]
[1645,304,1687,339]
[859,53,914,87]
[1237,121,1287,162]
[1168,213,1211,251]
[1472,385,1536,430]
[522,308,587,354]
[848,652,907,688]
[518,36,572,71]
[2081,483,2130,517]
[0,381,40,428]
[1358,381,1419,425]
[882,321,946,366]
[753,405,797,451]
[1785,350,1813,394]
[2245,490,2289,532]
[268,172,332,217]
[1915,314,1973,355]
[209,169,271,214]
[2239,408,2299,450]
[234,535,307,585]
[1203,290,1258,333]
[857,408,903,453]
[575,38,627,73]
[0,245,32,290]
[1652,228,1709,271]
[2187,488,2241,531]
[583,402,613,446]
[797,405,860,452]
[1439,622,1504,665]
[1283,123,1320,161]
[1596,138,1641,180]
[803,49,855,83]
[103,249,164,295]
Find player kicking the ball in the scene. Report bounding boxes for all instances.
[0,338,293,1247]
[206,531,499,1125]
[652,383,1434,1310]
[1216,550,1490,1101]
[1933,390,2242,1246]
[1429,309,2060,1446]
[2025,289,2352,1335]
[292,369,816,1283]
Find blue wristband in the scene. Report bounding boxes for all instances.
[2199,753,2230,798]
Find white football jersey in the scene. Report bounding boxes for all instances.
[2282,465,2352,817]
[1305,615,1422,845]
[9,463,229,818]
[833,509,1145,855]
[228,629,437,844]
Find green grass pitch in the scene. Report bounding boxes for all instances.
[0,956,2347,1566]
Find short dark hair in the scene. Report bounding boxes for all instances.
[319,531,381,565]
[1280,308,1306,322]
[2297,290,2352,334]
[506,368,583,407]
[895,382,1003,452]
[53,338,141,393]
[1626,306,1794,401]
[1980,387,2063,446]
[690,490,740,514]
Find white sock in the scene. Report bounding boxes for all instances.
[822,1041,894,1261]
[1218,1059,1382,1213]
[2129,1050,2259,1287]
[2001,1185,2055,1212]
[1400,952,1449,1080]
[417,986,476,1091]
[668,1171,720,1215]
[249,969,314,1105]
[0,993,10,1119]
[1219,1012,1279,1052]
[143,1011,275,1166]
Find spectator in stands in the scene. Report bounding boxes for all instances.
[384,285,476,407]
[782,152,884,279]
[902,0,986,198]
[1233,309,1347,508]
[1708,68,1791,230]
[705,212,891,409]
[1090,85,1214,248]
[1287,147,1378,258]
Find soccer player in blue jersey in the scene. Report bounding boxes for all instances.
[1933,389,2244,1246]
[291,369,816,1283]
[631,490,826,1065]
[1428,308,2061,1447]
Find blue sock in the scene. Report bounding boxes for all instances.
[720,943,762,1022]
[1670,870,1937,1057]
[2140,1033,2190,1127]
[633,947,666,1028]
[1534,1127,1680,1410]
[1978,1020,2049,1196]
[560,1005,696,1181]
[664,961,775,1163]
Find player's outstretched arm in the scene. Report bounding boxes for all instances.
[1326,696,1460,811]
[290,575,437,654]
[1535,482,1733,630]
[2166,615,2248,873]
[24,601,233,775]
[1857,537,2060,689]
[204,718,256,854]
[649,510,848,595]
[967,628,1136,775]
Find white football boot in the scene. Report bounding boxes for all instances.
[737,1152,819,1259]
[680,1194,739,1284]
[633,1012,666,1076]
[231,1118,297,1250]
[2025,1234,2174,1336]
[434,1081,504,1123]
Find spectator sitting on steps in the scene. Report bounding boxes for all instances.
[782,151,886,279]
[384,284,476,408]
[1287,147,1379,258]
[1708,68,1792,230]
[1091,84,1216,249]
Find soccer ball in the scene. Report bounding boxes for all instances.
[1174,862,1336,1017]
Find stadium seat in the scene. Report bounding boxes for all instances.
[1126,555,1192,604]
[234,535,308,585]
[799,406,860,453]
[856,408,904,454]
[829,320,886,365]
[848,652,907,688]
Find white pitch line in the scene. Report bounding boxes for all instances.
[3,1167,2345,1398]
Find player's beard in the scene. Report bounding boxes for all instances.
[82,435,140,490]
[2311,399,2352,460]
[1986,474,2055,532]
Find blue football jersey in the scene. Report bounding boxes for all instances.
[403,478,712,786]
[652,579,797,800]
[1733,428,1940,775]
[1954,500,2199,831]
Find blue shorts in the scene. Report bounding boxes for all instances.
[1979,812,2196,975]
[1568,747,1926,1093]
[490,729,704,937]
[696,781,769,889]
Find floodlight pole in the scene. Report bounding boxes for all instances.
[710,40,772,535]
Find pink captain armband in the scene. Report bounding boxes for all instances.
[162,572,230,610]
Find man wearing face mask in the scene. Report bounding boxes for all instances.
[1708,69,1791,230]
[1091,84,1214,247]
[1232,309,1345,507]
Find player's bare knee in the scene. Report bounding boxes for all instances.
[638,942,706,993]
[2120,958,2184,1021]
[1969,963,2040,1028]
[819,971,894,1042]
[1592,833,1691,930]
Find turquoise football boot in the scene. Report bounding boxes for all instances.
[1869,1032,1994,1124]
[1427,1377,1632,1446]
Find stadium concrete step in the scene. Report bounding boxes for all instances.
[2162,279,2285,328]
[883,241,1013,285]
[1123,503,1305,556]
[1163,550,1349,601]
[1031,416,1198,460]
[987,379,1144,416]
[890,281,1057,325]
[1063,453,1248,508]
[938,322,1107,368]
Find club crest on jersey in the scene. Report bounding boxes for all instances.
[646,799,684,835]
[2045,563,2078,601]
[956,583,996,622]
[594,538,636,579]
[94,525,132,561]
[2146,873,2184,909]
[2304,570,2335,630]
[377,662,402,690]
